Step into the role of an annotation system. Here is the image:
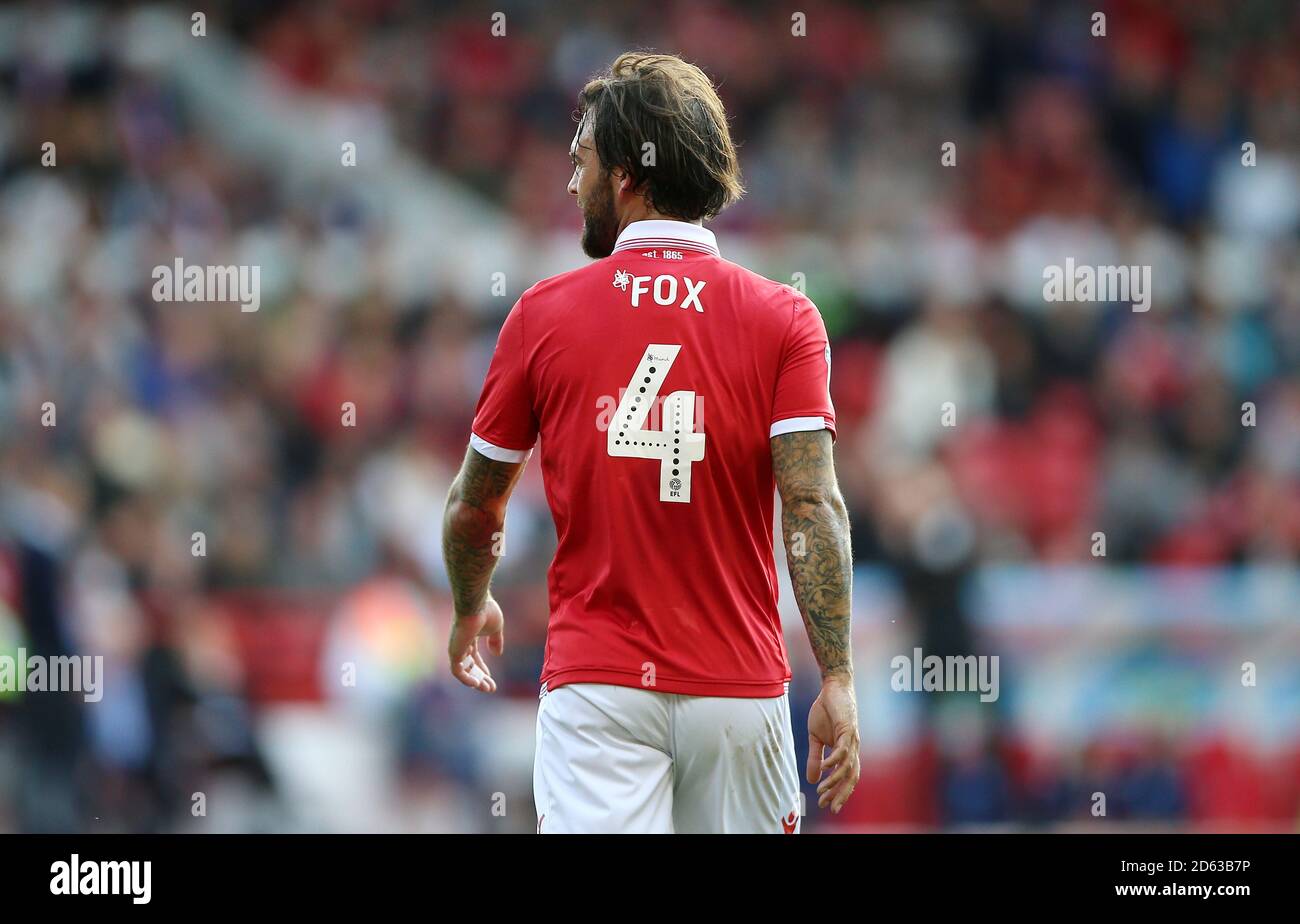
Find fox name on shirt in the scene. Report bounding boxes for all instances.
[612,269,706,312]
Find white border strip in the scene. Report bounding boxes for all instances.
[769,416,830,438]
[471,432,532,463]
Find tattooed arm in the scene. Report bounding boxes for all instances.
[772,429,853,677]
[441,446,527,692]
[771,428,859,811]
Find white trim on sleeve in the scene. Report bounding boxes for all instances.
[470,432,532,463]
[769,416,831,438]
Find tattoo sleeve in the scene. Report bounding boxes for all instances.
[771,429,853,679]
[442,446,527,617]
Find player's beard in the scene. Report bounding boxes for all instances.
[580,174,619,259]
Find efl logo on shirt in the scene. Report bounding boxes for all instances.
[612,269,705,312]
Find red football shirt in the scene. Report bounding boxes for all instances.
[471,220,835,698]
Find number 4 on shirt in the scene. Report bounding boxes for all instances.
[607,344,706,503]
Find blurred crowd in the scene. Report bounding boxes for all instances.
[0,0,1297,832]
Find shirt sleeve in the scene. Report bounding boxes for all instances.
[470,298,539,462]
[770,292,836,440]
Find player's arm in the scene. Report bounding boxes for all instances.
[771,428,860,812]
[441,445,527,693]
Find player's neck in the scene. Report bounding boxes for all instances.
[616,205,702,236]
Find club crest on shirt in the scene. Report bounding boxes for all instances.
[613,269,632,291]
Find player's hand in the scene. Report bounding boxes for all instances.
[447,596,505,693]
[806,673,860,813]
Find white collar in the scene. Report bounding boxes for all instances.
[612,219,719,256]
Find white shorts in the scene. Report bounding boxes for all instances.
[533,682,802,834]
